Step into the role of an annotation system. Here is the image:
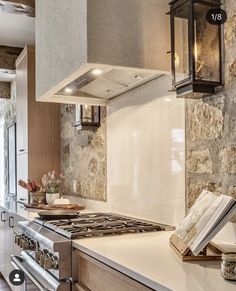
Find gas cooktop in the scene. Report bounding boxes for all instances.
[34,212,175,239]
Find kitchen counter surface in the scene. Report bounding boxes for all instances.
[73,232,236,291]
[0,199,39,220]
[1,200,235,290]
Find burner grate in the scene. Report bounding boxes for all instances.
[34,213,174,239]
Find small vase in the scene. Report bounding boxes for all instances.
[46,193,60,205]
[30,192,46,206]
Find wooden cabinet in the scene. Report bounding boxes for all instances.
[5,212,27,291]
[16,50,28,155]
[4,213,14,282]
[74,251,154,291]
[0,206,27,290]
[0,209,13,281]
[16,46,60,203]
[0,206,7,274]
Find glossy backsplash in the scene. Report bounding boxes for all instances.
[107,75,185,225]
[67,75,185,225]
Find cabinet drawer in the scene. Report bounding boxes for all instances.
[76,251,153,291]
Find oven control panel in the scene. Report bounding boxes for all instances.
[14,234,59,270]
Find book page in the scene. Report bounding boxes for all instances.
[191,201,236,255]
[173,190,236,255]
[174,190,219,246]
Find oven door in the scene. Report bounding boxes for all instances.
[11,251,71,291]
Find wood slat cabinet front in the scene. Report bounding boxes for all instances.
[74,251,154,291]
[16,46,61,202]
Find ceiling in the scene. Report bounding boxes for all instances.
[0,11,35,48]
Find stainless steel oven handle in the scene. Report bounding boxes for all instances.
[11,255,51,291]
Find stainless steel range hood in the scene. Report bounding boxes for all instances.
[36,0,171,105]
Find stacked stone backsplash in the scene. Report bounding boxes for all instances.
[0,79,16,199]
[60,105,107,201]
[186,0,236,222]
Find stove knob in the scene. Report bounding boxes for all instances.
[35,249,43,263]
[22,239,30,250]
[23,241,29,250]
[14,235,21,245]
[39,250,48,267]
[20,235,28,248]
[52,256,59,270]
[29,240,35,250]
[34,241,40,251]
[44,254,53,270]
[20,238,26,248]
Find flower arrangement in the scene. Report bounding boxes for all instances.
[18,171,64,206]
[18,179,42,192]
[18,179,45,205]
[41,171,64,194]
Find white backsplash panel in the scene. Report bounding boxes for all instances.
[69,75,185,226]
[107,75,185,225]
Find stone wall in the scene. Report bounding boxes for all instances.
[186,0,236,222]
[0,82,10,99]
[0,84,107,202]
[0,80,16,199]
[60,105,107,201]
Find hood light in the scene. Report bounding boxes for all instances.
[92,68,103,76]
[65,87,73,94]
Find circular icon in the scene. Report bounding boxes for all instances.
[9,270,25,286]
[206,8,227,25]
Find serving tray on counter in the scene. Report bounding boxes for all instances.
[24,203,85,211]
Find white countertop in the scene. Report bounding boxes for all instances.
[73,231,236,291]
[1,200,235,290]
[0,200,40,220]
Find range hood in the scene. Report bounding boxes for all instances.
[36,0,171,105]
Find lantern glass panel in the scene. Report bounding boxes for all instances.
[174,3,190,84]
[93,106,100,123]
[82,105,93,122]
[193,3,220,83]
[82,105,100,124]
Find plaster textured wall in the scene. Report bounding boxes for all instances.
[60,105,107,201]
[36,0,87,98]
[186,0,236,222]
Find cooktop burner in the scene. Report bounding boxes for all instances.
[34,213,175,239]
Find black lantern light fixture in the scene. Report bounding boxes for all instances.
[74,104,101,131]
[168,0,223,98]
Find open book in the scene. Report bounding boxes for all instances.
[173,190,236,256]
